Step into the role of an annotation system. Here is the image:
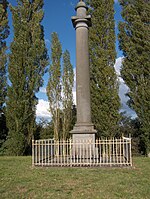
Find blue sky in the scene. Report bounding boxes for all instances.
[7,0,136,120]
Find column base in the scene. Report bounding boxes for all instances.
[70,123,97,159]
[70,122,97,142]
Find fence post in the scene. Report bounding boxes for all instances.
[70,139,72,167]
[129,138,132,166]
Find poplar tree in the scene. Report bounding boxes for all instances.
[62,50,74,140]
[87,0,120,137]
[118,0,150,156]
[47,32,62,140]
[0,0,9,146]
[6,0,48,155]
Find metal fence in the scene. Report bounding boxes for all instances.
[32,137,132,167]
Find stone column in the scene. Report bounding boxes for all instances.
[70,0,97,143]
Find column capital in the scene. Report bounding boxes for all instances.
[71,15,91,29]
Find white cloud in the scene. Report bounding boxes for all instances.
[36,99,51,119]
[114,57,122,76]
[39,87,47,94]
[114,57,137,118]
[114,57,124,83]
[73,90,76,105]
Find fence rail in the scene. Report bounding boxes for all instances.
[32,137,132,167]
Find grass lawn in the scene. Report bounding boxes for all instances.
[0,156,150,199]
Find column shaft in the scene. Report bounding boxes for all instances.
[76,25,91,124]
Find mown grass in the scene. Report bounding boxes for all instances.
[0,156,150,199]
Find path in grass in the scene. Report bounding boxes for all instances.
[0,156,150,199]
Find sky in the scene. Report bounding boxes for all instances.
[7,0,136,121]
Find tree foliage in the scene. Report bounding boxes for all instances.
[35,119,54,140]
[86,0,121,138]
[0,0,9,147]
[118,0,150,155]
[5,0,48,155]
[62,50,74,139]
[47,32,62,141]
[119,114,142,155]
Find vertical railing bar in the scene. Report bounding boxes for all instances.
[97,139,99,165]
[108,138,109,165]
[92,140,94,165]
[49,139,51,166]
[95,139,96,166]
[41,140,42,166]
[113,137,114,164]
[60,140,61,166]
[102,139,104,164]
[39,140,41,165]
[36,140,38,165]
[116,138,118,165]
[44,140,47,165]
[67,139,69,166]
[123,138,125,165]
[126,139,129,164]
[53,139,54,166]
[63,140,67,166]
[79,139,81,166]
[122,137,124,165]
[60,140,62,166]
[58,140,59,166]
[130,138,132,166]
[34,140,36,165]
[72,140,74,164]
[63,140,65,166]
[99,139,101,165]
[37,140,38,165]
[77,140,79,166]
[54,140,56,166]
[34,140,35,166]
[120,138,122,165]
[70,139,72,167]
[68,139,70,166]
[104,139,105,164]
[66,140,67,166]
[90,139,92,166]
[43,140,45,166]
[60,140,63,167]
[109,139,111,166]
[86,140,88,165]
[82,140,84,166]
[77,140,78,166]
[106,138,108,165]
[93,139,95,166]
[69,139,70,167]
[47,140,49,165]
[62,140,64,166]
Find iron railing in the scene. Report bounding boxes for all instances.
[32,137,132,167]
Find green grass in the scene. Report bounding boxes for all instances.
[0,156,150,199]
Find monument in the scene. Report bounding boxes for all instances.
[70,0,97,144]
